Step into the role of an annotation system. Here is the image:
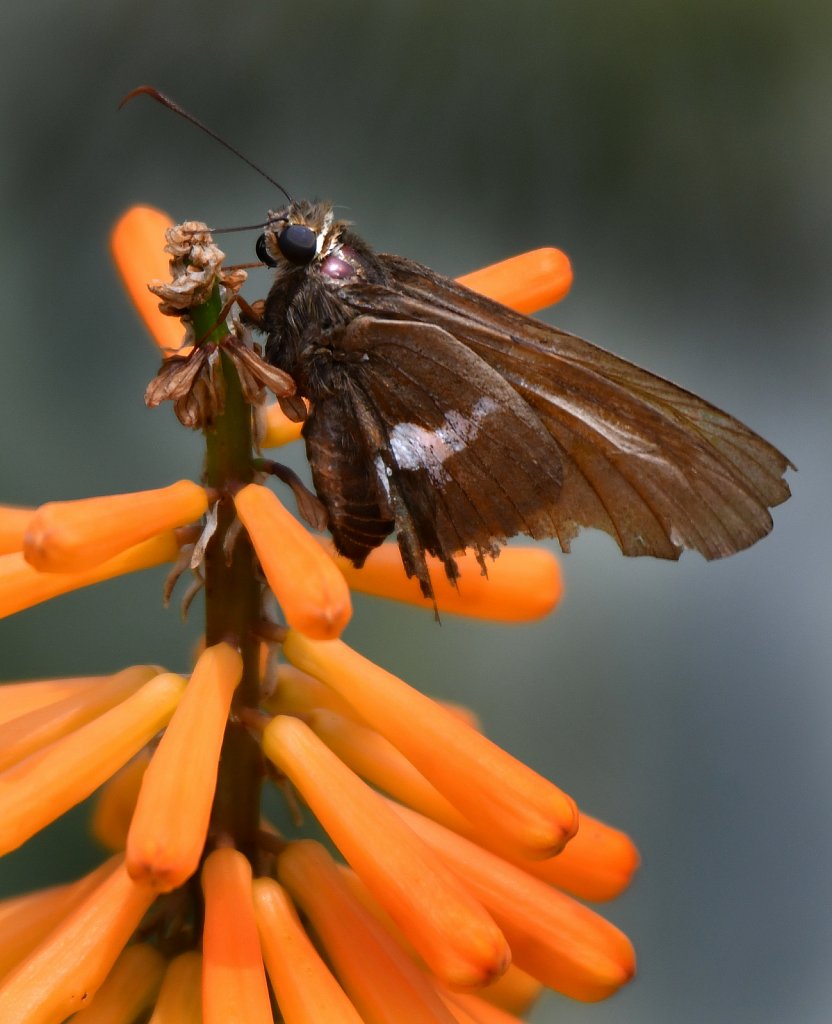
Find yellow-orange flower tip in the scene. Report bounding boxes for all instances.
[0,860,157,1023]
[263,715,510,989]
[201,848,273,1024]
[0,664,159,773]
[393,804,636,1003]
[111,206,187,354]
[522,813,640,903]
[75,943,165,1024]
[282,631,578,860]
[252,877,365,1023]
[0,530,181,620]
[234,483,351,640]
[148,951,203,1024]
[0,505,32,556]
[477,964,543,1016]
[325,540,563,621]
[0,672,186,857]
[91,751,151,852]
[23,481,208,574]
[456,248,573,314]
[278,841,463,1024]
[127,643,242,890]
[261,401,306,448]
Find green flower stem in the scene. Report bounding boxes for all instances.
[194,284,263,856]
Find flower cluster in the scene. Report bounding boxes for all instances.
[0,206,638,1023]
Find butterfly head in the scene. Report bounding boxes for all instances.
[256,201,363,285]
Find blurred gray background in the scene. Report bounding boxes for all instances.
[0,2,829,1022]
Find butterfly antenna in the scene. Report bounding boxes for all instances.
[119,86,293,205]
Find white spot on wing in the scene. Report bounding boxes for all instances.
[385,397,499,484]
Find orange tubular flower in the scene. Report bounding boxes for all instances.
[234,483,352,640]
[262,715,510,989]
[201,848,273,1024]
[74,943,166,1024]
[148,951,203,1024]
[392,804,635,1002]
[23,480,208,574]
[323,540,564,621]
[0,530,180,619]
[0,665,158,773]
[127,643,242,890]
[0,505,31,555]
[0,204,639,1024]
[0,671,185,856]
[110,205,188,354]
[252,877,364,1024]
[282,631,578,860]
[0,857,120,979]
[278,841,460,1024]
[0,860,157,1023]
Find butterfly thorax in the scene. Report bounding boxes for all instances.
[261,201,390,397]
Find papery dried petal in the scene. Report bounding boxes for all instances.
[227,339,295,400]
[127,644,242,890]
[148,951,203,1024]
[263,715,509,988]
[282,631,577,859]
[278,841,459,1024]
[76,943,165,1024]
[234,483,351,640]
[0,672,186,856]
[201,848,272,1024]
[0,860,157,1023]
[252,877,364,1024]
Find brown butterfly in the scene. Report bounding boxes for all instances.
[123,88,793,601]
[256,201,792,599]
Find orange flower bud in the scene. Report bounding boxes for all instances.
[278,841,459,1024]
[0,672,186,856]
[0,665,158,772]
[110,206,186,353]
[263,715,509,989]
[23,480,208,574]
[456,248,573,313]
[234,483,351,640]
[283,632,577,859]
[201,848,272,1024]
[0,859,157,1023]
[476,964,543,1016]
[261,402,305,448]
[0,675,105,727]
[262,663,364,722]
[392,805,635,1002]
[0,531,180,619]
[323,541,563,621]
[440,989,525,1023]
[252,877,364,1023]
[127,644,242,890]
[91,751,151,852]
[76,943,165,1023]
[148,951,203,1024]
[0,505,31,555]
[0,857,120,979]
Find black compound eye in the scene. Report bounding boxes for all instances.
[255,233,277,268]
[277,224,318,265]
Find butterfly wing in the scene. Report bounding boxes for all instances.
[302,316,565,596]
[336,254,792,562]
